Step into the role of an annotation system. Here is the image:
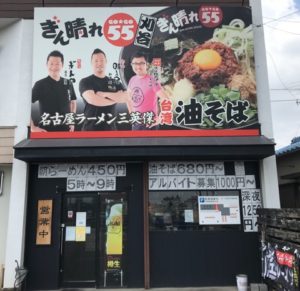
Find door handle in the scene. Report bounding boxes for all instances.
[60,224,65,256]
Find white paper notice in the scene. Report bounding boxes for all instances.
[234,161,245,175]
[184,210,194,223]
[65,226,76,241]
[86,226,91,234]
[76,212,86,226]
[198,196,241,225]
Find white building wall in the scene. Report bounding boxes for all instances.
[0,166,12,266]
[0,0,281,287]
[0,19,32,288]
[250,0,280,208]
[0,21,22,125]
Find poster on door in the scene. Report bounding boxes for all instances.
[106,203,123,255]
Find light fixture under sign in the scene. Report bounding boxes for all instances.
[0,171,4,196]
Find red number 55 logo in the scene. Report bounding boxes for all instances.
[199,6,223,28]
[104,13,138,47]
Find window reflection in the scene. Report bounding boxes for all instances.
[149,190,241,231]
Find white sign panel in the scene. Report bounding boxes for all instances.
[234,161,245,175]
[236,175,256,189]
[148,162,256,191]
[184,209,194,223]
[149,162,225,176]
[76,212,86,226]
[215,176,237,189]
[198,196,241,225]
[241,189,262,232]
[149,175,255,191]
[38,163,124,192]
[38,163,126,178]
[67,176,116,192]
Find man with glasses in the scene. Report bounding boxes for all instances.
[127,51,168,130]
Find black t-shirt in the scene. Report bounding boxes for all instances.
[79,75,124,131]
[32,76,76,131]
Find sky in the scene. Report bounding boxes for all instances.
[261,0,300,149]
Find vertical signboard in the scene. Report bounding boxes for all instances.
[36,199,53,245]
[31,5,259,138]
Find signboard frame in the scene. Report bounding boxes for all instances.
[31,5,259,139]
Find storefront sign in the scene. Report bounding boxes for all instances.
[241,189,262,232]
[149,174,255,190]
[38,163,126,178]
[38,163,126,192]
[36,199,53,245]
[149,161,255,190]
[76,212,86,226]
[198,196,241,225]
[31,6,259,139]
[149,161,225,176]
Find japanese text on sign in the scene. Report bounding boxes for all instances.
[38,163,126,178]
[149,175,256,190]
[134,14,157,48]
[67,176,116,192]
[40,17,103,46]
[36,200,53,245]
[38,163,126,192]
[32,6,259,138]
[149,161,225,176]
[241,189,262,232]
[148,162,256,191]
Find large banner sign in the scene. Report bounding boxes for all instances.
[31,6,259,138]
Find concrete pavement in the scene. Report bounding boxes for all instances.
[43,286,239,291]
[44,288,238,291]
[39,288,239,291]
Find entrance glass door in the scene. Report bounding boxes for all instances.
[61,193,98,287]
[60,192,127,288]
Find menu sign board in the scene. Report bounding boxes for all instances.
[31,5,259,138]
[38,163,126,191]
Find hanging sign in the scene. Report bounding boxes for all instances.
[36,199,53,245]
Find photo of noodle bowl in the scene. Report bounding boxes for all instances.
[177,41,239,93]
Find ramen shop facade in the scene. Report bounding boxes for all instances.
[4,1,280,290]
[14,139,276,289]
